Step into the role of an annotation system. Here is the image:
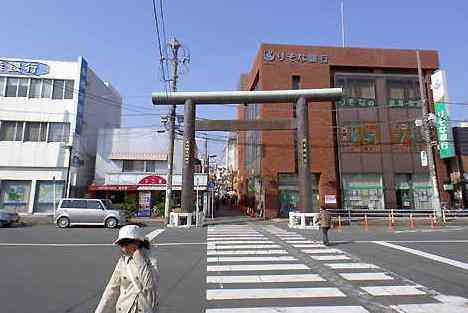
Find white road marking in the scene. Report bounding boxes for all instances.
[207,232,260,235]
[302,249,343,254]
[391,303,468,313]
[361,285,426,296]
[207,274,325,284]
[206,287,346,300]
[339,273,394,281]
[208,240,274,244]
[310,255,351,261]
[325,263,380,269]
[145,228,165,241]
[207,237,266,240]
[287,240,320,244]
[207,264,309,272]
[205,307,370,313]
[207,244,281,250]
[374,241,468,271]
[207,256,297,263]
[292,244,326,248]
[207,250,288,255]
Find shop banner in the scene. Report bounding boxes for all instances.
[435,102,455,159]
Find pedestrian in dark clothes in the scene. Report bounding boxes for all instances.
[320,207,332,246]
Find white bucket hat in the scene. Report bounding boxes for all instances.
[114,225,147,245]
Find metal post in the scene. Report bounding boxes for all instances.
[64,145,73,198]
[296,96,312,213]
[52,176,56,221]
[181,98,196,213]
[211,189,214,219]
[341,1,346,48]
[164,38,181,225]
[417,51,442,218]
[196,177,200,227]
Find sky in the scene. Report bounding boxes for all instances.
[1,0,468,163]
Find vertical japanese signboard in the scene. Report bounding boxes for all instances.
[431,70,455,159]
[76,57,88,135]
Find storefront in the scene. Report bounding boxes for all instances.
[89,174,208,216]
[278,173,319,217]
[342,174,385,210]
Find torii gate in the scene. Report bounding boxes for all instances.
[152,88,342,214]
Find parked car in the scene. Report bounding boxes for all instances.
[0,209,19,227]
[54,199,127,228]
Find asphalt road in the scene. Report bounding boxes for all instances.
[0,220,467,313]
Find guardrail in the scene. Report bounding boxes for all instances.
[328,208,468,219]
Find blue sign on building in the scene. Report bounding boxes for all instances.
[75,57,88,135]
[0,60,49,76]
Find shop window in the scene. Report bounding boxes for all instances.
[340,122,380,152]
[41,79,53,98]
[29,78,42,98]
[5,77,19,97]
[122,160,145,172]
[33,180,64,213]
[24,122,47,142]
[52,80,65,99]
[390,121,422,152]
[48,122,70,142]
[0,180,31,213]
[0,121,23,141]
[342,174,384,210]
[387,79,420,107]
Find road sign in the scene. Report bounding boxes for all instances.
[207,181,215,190]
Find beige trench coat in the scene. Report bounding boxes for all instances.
[95,249,160,313]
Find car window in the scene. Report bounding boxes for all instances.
[87,200,103,210]
[71,200,87,209]
[103,199,113,209]
[60,200,73,208]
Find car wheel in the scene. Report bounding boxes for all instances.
[57,217,70,228]
[105,217,118,229]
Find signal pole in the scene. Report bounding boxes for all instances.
[417,51,442,218]
[164,38,181,225]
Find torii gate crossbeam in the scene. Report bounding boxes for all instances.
[152,88,343,214]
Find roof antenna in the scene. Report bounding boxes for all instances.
[341,1,346,47]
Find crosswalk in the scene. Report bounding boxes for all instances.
[204,224,468,313]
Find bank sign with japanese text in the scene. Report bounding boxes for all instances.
[432,70,455,159]
[0,60,49,76]
[264,50,329,64]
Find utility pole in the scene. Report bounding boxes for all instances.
[164,38,181,225]
[204,135,208,174]
[417,51,442,218]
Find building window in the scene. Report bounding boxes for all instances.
[41,79,53,98]
[0,121,23,141]
[146,160,156,172]
[64,80,74,99]
[340,122,380,153]
[387,79,420,107]
[33,180,65,213]
[29,78,42,98]
[5,77,19,97]
[0,180,32,213]
[336,79,376,107]
[48,122,70,142]
[52,80,65,99]
[0,77,5,96]
[24,122,47,142]
[122,160,145,172]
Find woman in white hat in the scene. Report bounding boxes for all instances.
[95,225,160,313]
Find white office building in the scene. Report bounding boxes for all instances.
[0,57,122,214]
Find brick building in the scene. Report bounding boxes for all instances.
[237,43,451,218]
